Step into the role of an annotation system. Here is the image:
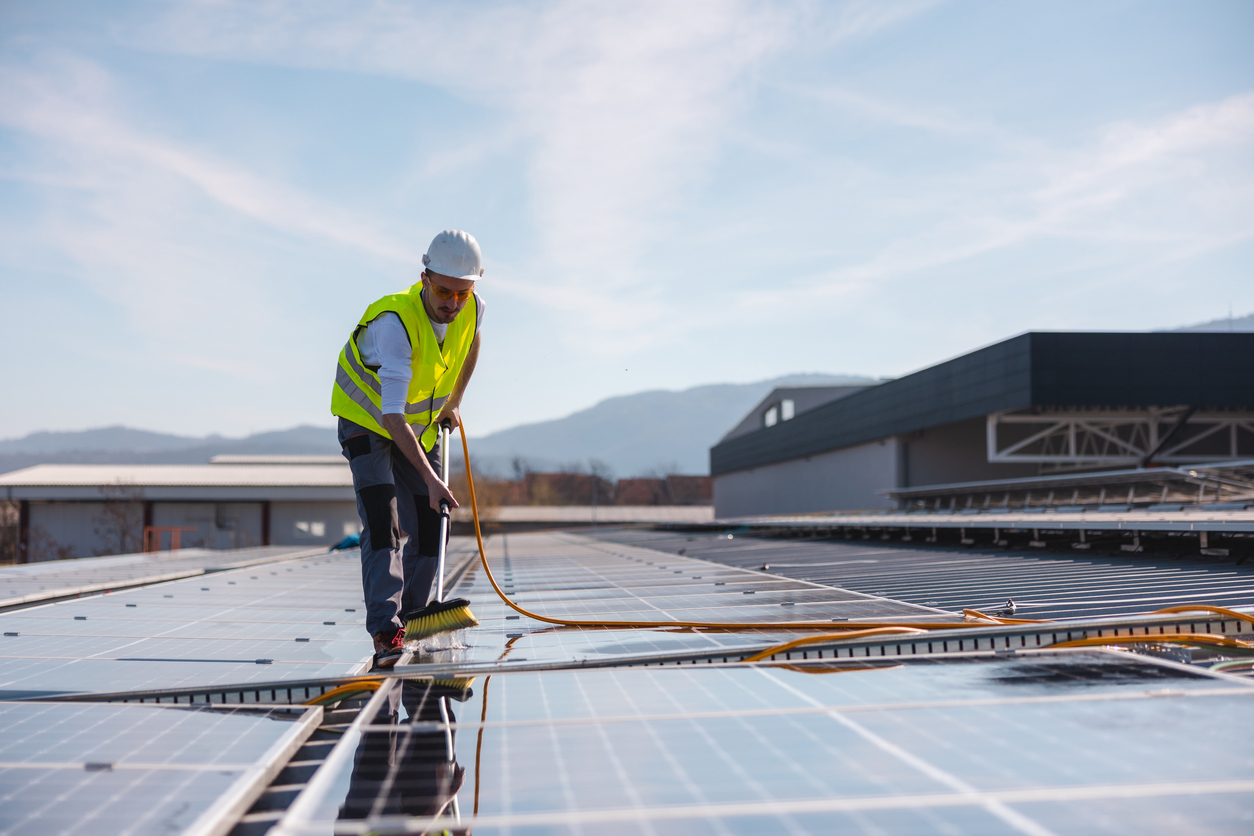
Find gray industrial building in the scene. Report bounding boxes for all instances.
[710,332,1254,517]
[0,455,357,560]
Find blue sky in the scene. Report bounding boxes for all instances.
[2,0,1251,440]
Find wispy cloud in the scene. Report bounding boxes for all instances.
[0,54,415,265]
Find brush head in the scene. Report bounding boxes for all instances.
[431,676,476,700]
[402,598,479,640]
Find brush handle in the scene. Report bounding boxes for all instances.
[434,420,451,603]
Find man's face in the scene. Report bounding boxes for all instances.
[422,270,476,325]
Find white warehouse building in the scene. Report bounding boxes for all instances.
[0,456,358,561]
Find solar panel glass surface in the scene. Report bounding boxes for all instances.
[0,702,317,834]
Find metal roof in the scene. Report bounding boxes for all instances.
[208,455,344,465]
[0,463,354,501]
[456,504,715,524]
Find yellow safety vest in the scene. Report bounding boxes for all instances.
[331,283,479,452]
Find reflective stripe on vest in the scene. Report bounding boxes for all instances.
[341,341,381,395]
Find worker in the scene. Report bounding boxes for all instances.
[331,229,485,668]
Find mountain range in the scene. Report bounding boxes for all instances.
[0,373,872,478]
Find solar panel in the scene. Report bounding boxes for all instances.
[0,702,318,834]
[0,546,329,610]
[0,552,376,699]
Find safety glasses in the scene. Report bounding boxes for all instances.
[425,277,473,304]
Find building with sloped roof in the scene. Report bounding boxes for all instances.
[0,458,357,560]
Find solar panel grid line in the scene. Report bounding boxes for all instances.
[753,671,1060,836]
[0,760,263,771]
[795,576,1254,607]
[763,554,1236,583]
[198,779,1254,834]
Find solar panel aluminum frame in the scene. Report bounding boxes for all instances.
[180,704,325,836]
[273,677,405,836]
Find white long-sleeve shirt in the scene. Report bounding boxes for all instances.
[356,292,484,415]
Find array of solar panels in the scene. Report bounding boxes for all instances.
[278,652,1254,835]
[593,527,1254,620]
[2,531,1253,835]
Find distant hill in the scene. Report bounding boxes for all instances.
[0,425,339,475]
[465,374,877,477]
[0,374,873,478]
[1168,312,1254,332]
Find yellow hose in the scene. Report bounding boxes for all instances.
[741,627,928,662]
[303,679,382,705]
[1048,633,1254,651]
[961,608,1049,624]
[1151,605,1254,625]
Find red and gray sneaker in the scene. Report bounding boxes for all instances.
[372,628,406,669]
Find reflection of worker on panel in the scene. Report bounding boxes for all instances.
[339,679,470,821]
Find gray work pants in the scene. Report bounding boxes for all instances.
[338,418,445,637]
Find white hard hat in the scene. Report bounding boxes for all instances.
[422,229,484,280]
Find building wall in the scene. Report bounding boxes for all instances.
[270,501,360,547]
[902,418,1038,488]
[151,502,264,550]
[713,417,1047,517]
[713,438,901,517]
[27,502,109,559]
[25,498,361,558]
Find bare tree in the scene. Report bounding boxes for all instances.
[27,524,76,562]
[93,481,146,556]
[0,501,18,564]
[588,459,615,506]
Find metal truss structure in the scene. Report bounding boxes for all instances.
[987,407,1254,466]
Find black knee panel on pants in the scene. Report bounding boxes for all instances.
[358,484,400,550]
[413,498,447,556]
